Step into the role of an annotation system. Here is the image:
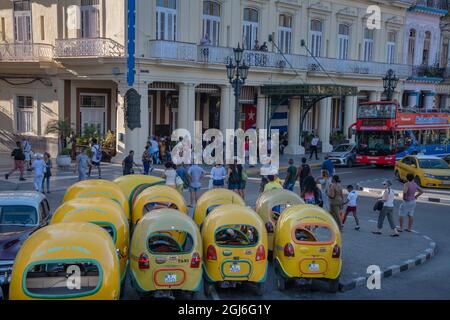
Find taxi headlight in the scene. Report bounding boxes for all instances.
[424,173,435,179]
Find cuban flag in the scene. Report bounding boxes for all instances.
[270,105,288,133]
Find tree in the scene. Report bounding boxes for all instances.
[45,119,73,152]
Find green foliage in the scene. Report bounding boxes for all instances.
[59,148,71,156]
[330,131,346,146]
[45,119,73,138]
[102,130,116,149]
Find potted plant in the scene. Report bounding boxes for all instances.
[101,131,117,163]
[45,119,74,168]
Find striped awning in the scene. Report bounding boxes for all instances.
[240,86,256,104]
[149,82,178,91]
[195,84,221,95]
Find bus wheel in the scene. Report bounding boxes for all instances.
[415,176,422,187]
[395,171,402,182]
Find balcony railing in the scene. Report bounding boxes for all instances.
[149,40,197,61]
[411,65,446,79]
[413,0,448,10]
[0,43,54,62]
[55,38,125,58]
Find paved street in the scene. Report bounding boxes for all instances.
[1,156,449,300]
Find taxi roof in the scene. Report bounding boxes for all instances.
[0,191,45,207]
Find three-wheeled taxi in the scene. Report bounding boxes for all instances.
[130,209,202,299]
[193,189,245,228]
[273,204,342,293]
[255,189,304,253]
[9,223,121,300]
[132,185,188,227]
[202,204,268,296]
[50,198,130,284]
[113,175,164,209]
[63,180,130,221]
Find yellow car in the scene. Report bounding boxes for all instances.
[202,204,268,296]
[113,175,164,209]
[129,209,202,299]
[395,155,450,189]
[9,223,120,300]
[50,198,130,285]
[273,204,342,293]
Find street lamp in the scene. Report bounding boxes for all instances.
[383,69,399,101]
[226,43,250,131]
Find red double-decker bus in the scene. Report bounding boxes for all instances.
[351,101,450,166]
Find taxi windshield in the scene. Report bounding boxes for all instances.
[148,231,194,254]
[143,202,179,213]
[294,225,334,243]
[215,224,259,247]
[0,205,38,226]
[418,159,450,170]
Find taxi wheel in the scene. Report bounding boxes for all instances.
[255,282,265,296]
[276,274,286,291]
[328,278,340,293]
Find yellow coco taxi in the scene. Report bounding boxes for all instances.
[132,185,188,227]
[255,189,304,253]
[50,198,130,285]
[9,223,121,300]
[130,209,202,299]
[63,180,130,221]
[395,155,450,189]
[113,175,165,209]
[273,205,342,293]
[193,189,245,228]
[202,204,268,296]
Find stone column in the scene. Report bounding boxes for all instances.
[369,91,381,102]
[256,91,267,131]
[220,85,234,137]
[424,92,435,110]
[344,95,358,142]
[319,98,333,153]
[137,84,150,151]
[408,91,419,108]
[285,98,305,155]
[178,83,196,137]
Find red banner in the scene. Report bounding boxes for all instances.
[243,104,257,130]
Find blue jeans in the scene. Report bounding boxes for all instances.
[284,182,295,191]
[42,175,50,192]
[143,161,151,175]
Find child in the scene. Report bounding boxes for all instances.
[74,148,89,181]
[343,185,360,230]
[32,154,46,193]
[42,152,52,193]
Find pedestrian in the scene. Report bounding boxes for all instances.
[176,163,190,190]
[227,160,242,194]
[42,152,52,194]
[310,134,319,160]
[187,164,206,207]
[88,138,102,179]
[5,141,26,181]
[283,159,297,191]
[32,153,45,193]
[328,175,344,230]
[163,162,177,189]
[150,137,160,165]
[211,163,227,188]
[69,131,77,160]
[74,148,89,181]
[372,180,400,237]
[297,157,311,193]
[142,145,153,175]
[22,138,32,171]
[122,150,137,176]
[301,176,323,206]
[398,173,424,232]
[264,175,283,192]
[342,185,360,230]
[239,164,247,200]
[316,170,331,210]
[321,155,335,178]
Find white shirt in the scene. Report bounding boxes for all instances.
[311,137,319,147]
[347,191,358,207]
[22,141,31,153]
[382,188,395,208]
[32,159,45,176]
[164,169,177,186]
[91,144,102,162]
[211,166,226,180]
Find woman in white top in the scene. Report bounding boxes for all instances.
[163,162,177,188]
[210,163,227,188]
[316,170,331,211]
[373,180,399,237]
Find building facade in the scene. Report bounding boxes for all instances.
[0,0,448,158]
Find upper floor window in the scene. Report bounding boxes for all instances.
[338,24,349,60]
[81,0,100,38]
[310,19,323,57]
[408,29,416,65]
[422,31,431,65]
[15,96,34,134]
[278,14,292,54]
[156,0,177,41]
[13,0,32,43]
[202,1,221,46]
[363,28,374,62]
[386,31,396,64]
[243,8,259,50]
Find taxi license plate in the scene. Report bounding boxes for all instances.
[308,263,320,272]
[229,264,241,273]
[164,274,177,284]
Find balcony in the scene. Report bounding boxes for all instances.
[0,43,54,62]
[409,0,449,14]
[149,40,197,62]
[410,65,446,80]
[55,38,125,58]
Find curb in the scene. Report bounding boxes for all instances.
[339,234,438,292]
[357,185,450,205]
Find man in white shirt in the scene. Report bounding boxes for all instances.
[342,185,360,230]
[88,138,102,179]
[310,135,320,160]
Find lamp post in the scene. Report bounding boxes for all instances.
[226,43,250,131]
[383,69,399,101]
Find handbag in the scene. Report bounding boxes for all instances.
[373,200,384,212]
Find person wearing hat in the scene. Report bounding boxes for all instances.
[373,180,400,237]
[32,153,46,193]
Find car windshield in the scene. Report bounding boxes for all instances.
[333,145,352,152]
[418,159,450,170]
[148,231,194,254]
[215,224,259,247]
[0,205,38,226]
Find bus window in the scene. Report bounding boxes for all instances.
[357,131,395,156]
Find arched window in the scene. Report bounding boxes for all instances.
[202,1,221,46]
[387,31,396,64]
[338,24,350,60]
[363,28,374,62]
[310,19,323,57]
[408,29,416,65]
[423,31,431,65]
[156,0,177,41]
[278,14,293,54]
[243,8,259,50]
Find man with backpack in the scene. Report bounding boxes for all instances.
[88,138,102,179]
[5,141,26,181]
[297,157,311,193]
